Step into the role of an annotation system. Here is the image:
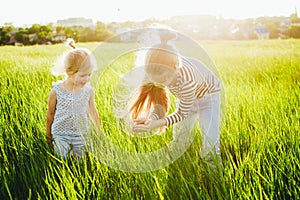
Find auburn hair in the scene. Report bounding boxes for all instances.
[129,83,169,120]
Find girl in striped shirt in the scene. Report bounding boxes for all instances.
[130,36,222,158]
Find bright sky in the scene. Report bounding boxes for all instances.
[1,0,299,26]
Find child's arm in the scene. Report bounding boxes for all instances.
[151,104,166,118]
[88,88,101,129]
[46,89,57,146]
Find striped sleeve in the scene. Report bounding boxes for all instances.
[150,104,166,120]
[150,112,159,120]
[164,81,197,127]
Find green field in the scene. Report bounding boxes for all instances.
[0,39,299,199]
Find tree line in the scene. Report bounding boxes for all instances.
[0,21,115,46]
[1,13,300,46]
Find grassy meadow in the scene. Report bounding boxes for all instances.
[0,39,299,199]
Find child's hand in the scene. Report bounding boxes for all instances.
[132,118,166,133]
[133,117,150,125]
[132,119,153,132]
[47,136,54,147]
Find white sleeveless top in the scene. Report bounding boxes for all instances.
[51,82,91,142]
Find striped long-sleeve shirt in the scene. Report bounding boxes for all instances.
[161,57,221,127]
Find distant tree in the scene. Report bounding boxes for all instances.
[55,26,65,34]
[78,27,96,42]
[28,24,41,34]
[15,27,29,45]
[285,25,300,38]
[97,29,115,41]
[290,13,300,23]
[26,24,53,44]
[96,21,106,30]
[39,25,53,44]
[107,22,118,32]
[64,27,79,41]
[0,27,11,45]
[248,31,257,40]
[95,21,115,41]
[265,22,281,39]
[234,30,247,40]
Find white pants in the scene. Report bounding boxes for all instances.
[172,92,221,158]
[53,136,87,159]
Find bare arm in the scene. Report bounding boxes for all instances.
[88,88,101,129]
[150,104,167,119]
[132,118,166,132]
[46,88,57,146]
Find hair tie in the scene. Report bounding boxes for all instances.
[144,82,165,89]
[65,38,76,49]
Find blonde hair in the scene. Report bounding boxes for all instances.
[145,45,179,72]
[64,48,92,76]
[51,39,98,77]
[129,37,179,122]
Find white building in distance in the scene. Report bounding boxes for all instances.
[57,17,95,29]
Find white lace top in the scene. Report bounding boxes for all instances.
[51,82,91,141]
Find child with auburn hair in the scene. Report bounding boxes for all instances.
[46,39,101,158]
[130,33,222,159]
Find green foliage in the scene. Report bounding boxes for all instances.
[1,22,114,46]
[77,22,115,42]
[0,40,299,199]
[0,26,12,45]
[285,25,300,38]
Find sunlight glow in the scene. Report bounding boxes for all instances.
[1,0,298,26]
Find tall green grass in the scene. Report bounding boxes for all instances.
[0,40,299,199]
